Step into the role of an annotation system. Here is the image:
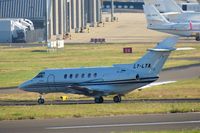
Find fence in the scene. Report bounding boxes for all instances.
[26,29,45,43]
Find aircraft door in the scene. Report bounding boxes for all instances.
[47,74,55,91]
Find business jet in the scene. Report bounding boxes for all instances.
[19,36,178,104]
[143,4,200,41]
[143,0,200,23]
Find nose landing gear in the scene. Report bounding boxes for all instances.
[38,95,45,104]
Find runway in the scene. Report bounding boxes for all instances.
[1,113,200,133]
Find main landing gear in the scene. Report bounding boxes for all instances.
[95,96,104,103]
[38,95,45,104]
[94,95,122,104]
[113,95,121,103]
[195,33,200,41]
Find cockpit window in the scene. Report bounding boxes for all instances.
[34,72,45,78]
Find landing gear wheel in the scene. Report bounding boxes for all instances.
[38,97,45,104]
[196,36,200,41]
[94,96,104,103]
[113,95,121,103]
[196,34,200,41]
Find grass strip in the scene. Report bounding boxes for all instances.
[0,102,200,120]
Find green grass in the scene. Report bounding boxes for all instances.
[0,102,200,120]
[126,78,200,99]
[0,43,199,88]
[120,129,200,133]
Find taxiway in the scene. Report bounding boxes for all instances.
[0,113,200,133]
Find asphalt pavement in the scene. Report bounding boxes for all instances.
[1,113,200,133]
[158,64,200,82]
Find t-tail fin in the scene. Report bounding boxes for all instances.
[144,0,183,13]
[143,4,169,28]
[133,36,179,77]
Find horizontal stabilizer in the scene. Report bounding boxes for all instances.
[148,48,176,52]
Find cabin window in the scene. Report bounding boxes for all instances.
[75,74,79,78]
[94,73,97,78]
[64,74,67,79]
[81,74,85,78]
[88,73,91,78]
[34,72,45,79]
[69,74,73,79]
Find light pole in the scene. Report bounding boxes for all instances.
[44,0,48,43]
[111,0,114,22]
[100,0,103,23]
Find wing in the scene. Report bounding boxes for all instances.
[65,84,104,97]
[138,81,176,91]
[176,47,195,51]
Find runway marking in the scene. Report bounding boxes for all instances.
[46,120,200,130]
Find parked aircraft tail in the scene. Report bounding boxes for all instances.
[143,4,170,27]
[133,36,178,77]
[143,0,183,13]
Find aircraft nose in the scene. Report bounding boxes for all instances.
[18,81,30,91]
[18,83,26,91]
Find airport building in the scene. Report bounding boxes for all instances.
[102,0,200,12]
[0,0,102,42]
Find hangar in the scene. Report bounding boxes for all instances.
[0,0,102,42]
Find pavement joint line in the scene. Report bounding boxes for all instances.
[46,120,200,130]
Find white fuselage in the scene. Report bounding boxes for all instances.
[148,22,200,37]
[163,12,200,23]
[20,66,158,97]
